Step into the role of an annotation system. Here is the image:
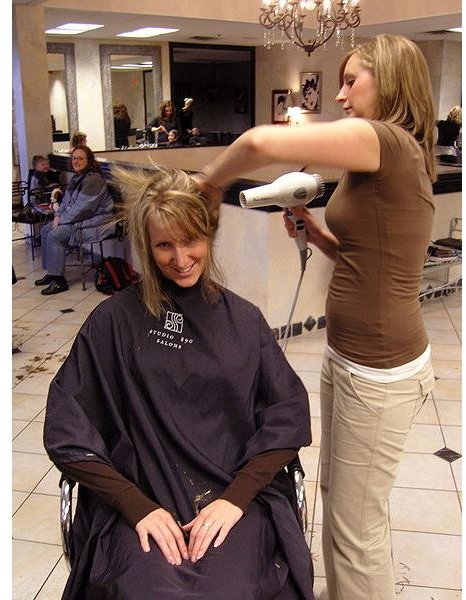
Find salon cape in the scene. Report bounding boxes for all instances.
[44,282,313,599]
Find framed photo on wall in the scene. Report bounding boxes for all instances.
[300,71,322,113]
[272,89,289,124]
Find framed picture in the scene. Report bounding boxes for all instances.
[300,71,322,113]
[272,89,289,124]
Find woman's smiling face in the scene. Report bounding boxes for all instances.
[147,216,208,288]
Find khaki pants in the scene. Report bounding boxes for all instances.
[319,355,435,600]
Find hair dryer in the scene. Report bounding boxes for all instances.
[239,172,324,270]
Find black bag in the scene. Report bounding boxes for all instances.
[95,257,139,295]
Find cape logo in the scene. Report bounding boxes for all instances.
[164,311,184,334]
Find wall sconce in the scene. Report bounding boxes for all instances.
[287,105,303,126]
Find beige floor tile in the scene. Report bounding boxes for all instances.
[441,425,462,453]
[300,372,321,393]
[424,316,457,331]
[396,453,456,490]
[12,419,29,439]
[40,322,82,338]
[307,481,322,526]
[52,310,92,325]
[12,421,46,455]
[430,343,462,361]
[451,458,461,492]
[394,587,461,600]
[412,396,439,425]
[392,530,461,589]
[13,306,35,320]
[13,296,48,311]
[309,524,325,577]
[432,359,462,380]
[12,539,62,600]
[13,452,53,492]
[20,335,70,355]
[12,491,29,514]
[22,308,66,322]
[33,408,46,423]
[404,423,445,454]
[34,556,69,600]
[312,576,327,597]
[310,417,321,447]
[389,488,461,535]
[12,352,48,373]
[34,465,61,496]
[427,329,461,344]
[13,370,56,396]
[300,446,320,483]
[309,392,321,419]
[285,337,327,355]
[13,493,62,545]
[12,392,47,421]
[286,352,323,373]
[421,302,449,317]
[13,320,47,345]
[435,400,462,426]
[433,379,462,401]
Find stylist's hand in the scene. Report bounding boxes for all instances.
[283,206,321,246]
[135,507,189,566]
[190,173,224,205]
[182,499,243,563]
[52,216,60,229]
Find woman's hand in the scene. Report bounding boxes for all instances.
[283,206,339,261]
[135,507,189,566]
[190,173,224,205]
[52,215,60,229]
[182,499,243,563]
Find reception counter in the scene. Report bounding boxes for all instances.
[50,147,461,332]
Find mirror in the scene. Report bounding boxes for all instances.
[100,44,162,150]
[46,42,78,149]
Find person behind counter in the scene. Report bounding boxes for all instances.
[44,165,314,599]
[195,34,436,600]
[34,145,114,295]
[70,130,87,152]
[435,105,462,164]
[147,100,180,145]
[113,101,131,148]
[179,97,194,143]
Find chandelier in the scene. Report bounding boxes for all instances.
[260,0,362,56]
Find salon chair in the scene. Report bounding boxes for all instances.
[59,455,309,572]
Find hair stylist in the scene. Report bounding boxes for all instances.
[195,34,436,600]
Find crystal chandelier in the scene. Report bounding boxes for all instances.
[260,0,362,56]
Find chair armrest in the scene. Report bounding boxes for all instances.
[60,475,76,572]
[286,455,309,540]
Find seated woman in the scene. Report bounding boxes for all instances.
[146,100,180,144]
[44,167,315,599]
[29,155,63,215]
[34,145,114,295]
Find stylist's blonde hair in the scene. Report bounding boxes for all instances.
[340,34,436,182]
[111,166,223,318]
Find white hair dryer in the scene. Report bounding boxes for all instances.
[239,172,324,270]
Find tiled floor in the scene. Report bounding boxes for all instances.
[12,238,462,599]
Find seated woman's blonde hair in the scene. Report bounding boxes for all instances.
[111,166,223,317]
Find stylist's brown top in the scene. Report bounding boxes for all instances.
[325,120,434,368]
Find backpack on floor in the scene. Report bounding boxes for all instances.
[95,257,139,295]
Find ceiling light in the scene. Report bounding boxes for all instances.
[260,0,361,56]
[45,23,104,35]
[117,27,179,38]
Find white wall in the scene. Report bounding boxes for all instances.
[49,71,68,132]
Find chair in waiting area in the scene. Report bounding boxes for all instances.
[12,180,54,261]
[59,454,309,572]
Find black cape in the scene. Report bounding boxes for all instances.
[44,282,314,599]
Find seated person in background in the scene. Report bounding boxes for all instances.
[113,102,131,148]
[166,129,182,147]
[146,100,180,144]
[188,127,209,146]
[29,155,63,215]
[44,166,314,600]
[435,106,462,164]
[70,130,88,152]
[34,145,114,295]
